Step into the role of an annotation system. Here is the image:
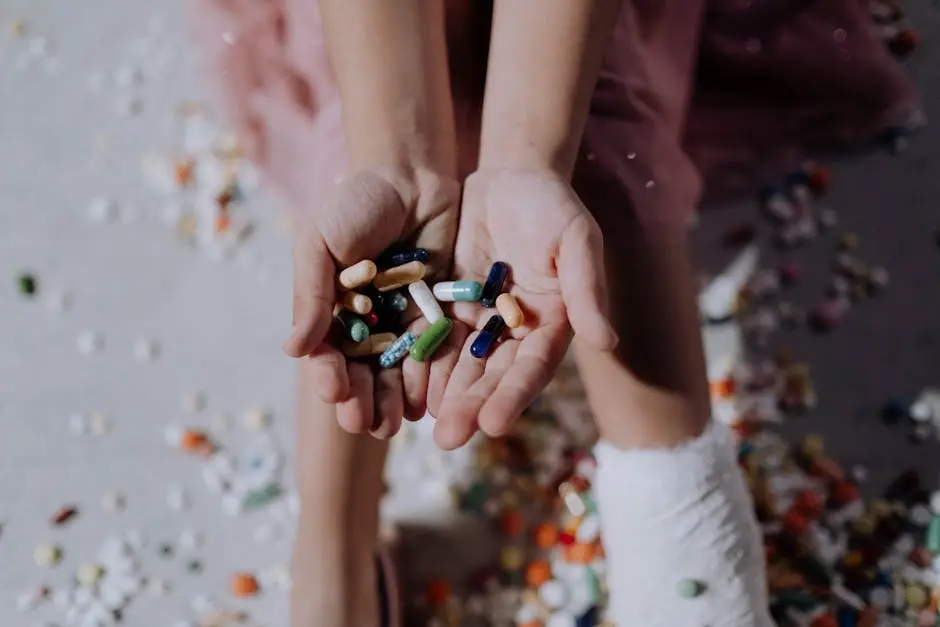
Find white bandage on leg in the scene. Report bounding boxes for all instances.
[594,420,774,627]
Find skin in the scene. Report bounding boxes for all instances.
[283,1,712,625]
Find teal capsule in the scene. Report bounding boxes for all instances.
[388,292,409,312]
[379,332,416,368]
[336,309,370,343]
[432,281,483,302]
[927,515,940,553]
[410,317,453,362]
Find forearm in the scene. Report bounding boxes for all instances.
[479,0,622,177]
[318,0,457,174]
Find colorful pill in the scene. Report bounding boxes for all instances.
[480,262,509,308]
[341,291,372,315]
[336,309,370,343]
[410,317,453,362]
[495,293,524,328]
[373,261,426,292]
[432,281,483,302]
[337,260,377,291]
[341,332,396,357]
[380,248,430,267]
[470,315,506,359]
[363,311,379,327]
[379,332,417,368]
[408,280,444,324]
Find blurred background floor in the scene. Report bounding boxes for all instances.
[1,1,939,626]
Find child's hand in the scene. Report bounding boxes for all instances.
[433,167,617,449]
[284,168,463,438]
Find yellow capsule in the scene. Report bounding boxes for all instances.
[337,260,377,291]
[800,434,825,458]
[373,261,426,292]
[500,546,526,571]
[341,291,373,315]
[495,293,525,328]
[906,584,928,610]
[341,332,397,357]
[842,551,862,568]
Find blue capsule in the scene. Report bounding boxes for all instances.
[378,332,416,368]
[480,261,509,308]
[380,248,430,267]
[470,315,506,359]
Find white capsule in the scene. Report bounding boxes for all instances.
[181,390,206,413]
[164,424,183,447]
[538,579,568,610]
[407,280,444,324]
[89,412,110,435]
[241,406,271,431]
[166,487,189,512]
[575,514,601,544]
[69,412,89,435]
[133,338,160,362]
[178,530,203,551]
[100,491,126,513]
[77,331,105,355]
[87,197,119,222]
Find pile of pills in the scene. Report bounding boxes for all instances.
[333,254,523,367]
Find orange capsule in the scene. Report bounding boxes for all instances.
[565,542,596,564]
[709,377,736,400]
[533,523,558,549]
[810,615,837,627]
[500,510,525,537]
[425,579,450,608]
[174,160,195,186]
[230,573,259,598]
[180,429,209,453]
[525,560,552,588]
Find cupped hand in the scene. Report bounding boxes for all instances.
[433,168,617,450]
[283,168,467,439]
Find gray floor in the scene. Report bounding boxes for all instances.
[691,0,940,497]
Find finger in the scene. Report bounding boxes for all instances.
[434,336,515,450]
[458,340,521,440]
[478,325,569,435]
[401,318,431,421]
[283,232,336,358]
[335,363,374,434]
[305,343,351,403]
[426,320,470,419]
[558,213,618,351]
[371,367,404,440]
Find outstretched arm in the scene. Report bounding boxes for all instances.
[318,0,457,173]
[479,0,622,177]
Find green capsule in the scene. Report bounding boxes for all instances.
[243,483,282,510]
[927,515,940,553]
[676,578,706,598]
[410,317,453,362]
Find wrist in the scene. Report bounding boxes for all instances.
[478,116,581,179]
[342,93,458,178]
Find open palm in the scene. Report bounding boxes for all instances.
[432,168,617,450]
[284,168,464,439]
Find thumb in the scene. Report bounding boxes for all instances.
[557,212,618,351]
[283,230,337,358]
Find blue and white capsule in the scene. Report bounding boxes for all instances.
[480,261,509,308]
[379,331,417,368]
[470,315,506,359]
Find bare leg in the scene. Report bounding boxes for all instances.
[292,360,388,627]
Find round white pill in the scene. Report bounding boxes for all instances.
[538,579,568,610]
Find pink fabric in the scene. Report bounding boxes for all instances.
[188,0,919,228]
